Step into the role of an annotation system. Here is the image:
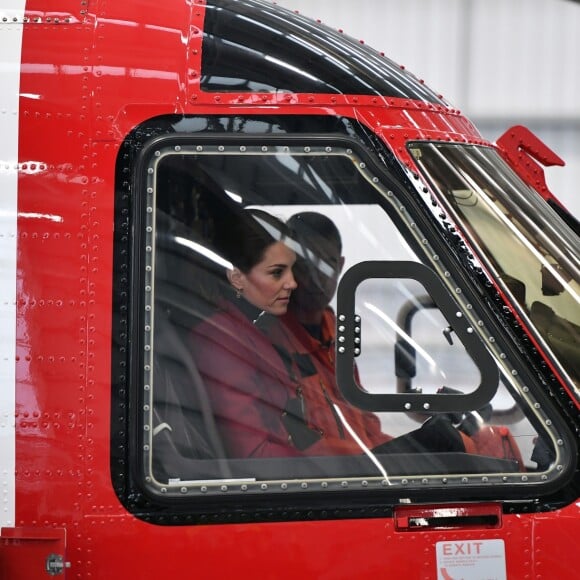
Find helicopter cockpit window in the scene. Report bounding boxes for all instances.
[410,143,580,393]
[201,0,444,103]
[137,136,574,502]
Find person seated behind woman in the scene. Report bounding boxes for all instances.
[276,211,524,466]
[192,207,383,458]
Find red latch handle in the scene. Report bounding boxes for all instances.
[496,124,565,207]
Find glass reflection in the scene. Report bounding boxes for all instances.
[411,143,580,392]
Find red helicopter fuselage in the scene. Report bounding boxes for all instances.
[1,1,578,578]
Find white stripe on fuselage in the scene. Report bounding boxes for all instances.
[0,1,25,528]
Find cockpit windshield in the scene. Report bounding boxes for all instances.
[410,143,580,395]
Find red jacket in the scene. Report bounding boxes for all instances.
[192,301,384,458]
[192,301,300,458]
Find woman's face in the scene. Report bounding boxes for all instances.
[234,241,297,315]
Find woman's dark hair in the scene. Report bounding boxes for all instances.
[213,208,291,273]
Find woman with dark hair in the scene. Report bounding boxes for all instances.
[191,208,308,458]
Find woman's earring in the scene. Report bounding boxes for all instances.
[235,287,243,299]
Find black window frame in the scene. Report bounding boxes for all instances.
[111,122,578,525]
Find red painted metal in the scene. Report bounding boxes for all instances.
[497,124,566,206]
[0,528,66,579]
[10,1,577,578]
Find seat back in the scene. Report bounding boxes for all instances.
[151,221,231,482]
